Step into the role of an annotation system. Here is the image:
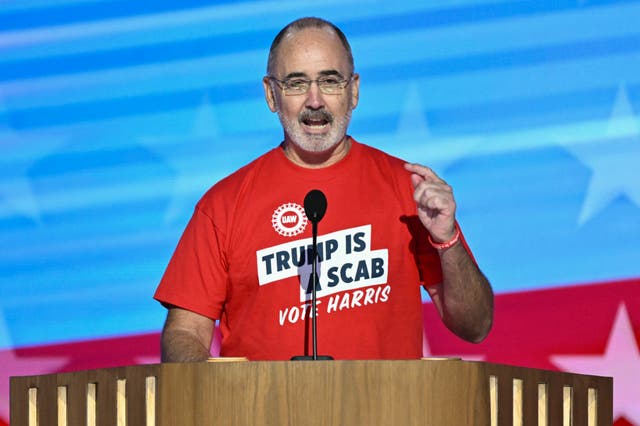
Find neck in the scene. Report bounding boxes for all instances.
[282,136,352,168]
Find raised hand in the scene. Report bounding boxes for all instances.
[404,162,456,243]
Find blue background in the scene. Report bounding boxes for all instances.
[1,0,639,348]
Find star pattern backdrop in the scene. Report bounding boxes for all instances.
[1,0,640,424]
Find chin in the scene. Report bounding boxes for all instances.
[294,136,342,153]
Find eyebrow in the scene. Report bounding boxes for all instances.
[318,70,344,77]
[283,72,307,79]
[283,69,345,80]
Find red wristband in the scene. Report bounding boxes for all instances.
[428,225,460,251]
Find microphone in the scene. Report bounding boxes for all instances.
[291,189,333,361]
[303,189,327,223]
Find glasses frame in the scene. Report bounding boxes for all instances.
[266,74,353,96]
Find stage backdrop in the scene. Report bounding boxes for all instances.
[1,0,639,424]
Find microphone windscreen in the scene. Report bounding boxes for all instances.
[303,189,327,223]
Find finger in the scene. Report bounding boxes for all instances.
[404,162,446,184]
[418,191,452,212]
[413,181,453,204]
[416,184,450,205]
[413,184,456,217]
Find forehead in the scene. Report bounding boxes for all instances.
[272,27,350,77]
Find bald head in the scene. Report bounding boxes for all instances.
[267,17,354,76]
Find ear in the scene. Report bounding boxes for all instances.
[262,76,278,112]
[350,73,360,110]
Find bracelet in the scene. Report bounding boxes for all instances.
[428,225,460,251]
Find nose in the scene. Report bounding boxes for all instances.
[304,81,324,109]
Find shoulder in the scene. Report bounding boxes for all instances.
[350,138,416,202]
[351,138,410,181]
[196,147,280,213]
[352,139,407,168]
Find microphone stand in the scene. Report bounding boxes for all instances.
[310,220,319,359]
[291,190,333,361]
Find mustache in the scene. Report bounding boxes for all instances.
[299,109,333,124]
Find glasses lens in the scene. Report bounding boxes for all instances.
[276,75,350,95]
[282,79,309,95]
[318,78,344,94]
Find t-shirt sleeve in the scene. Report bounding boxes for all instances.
[153,205,228,320]
[409,218,443,288]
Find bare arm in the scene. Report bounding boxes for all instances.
[161,307,215,362]
[405,162,494,343]
[425,243,493,342]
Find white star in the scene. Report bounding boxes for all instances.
[371,82,481,175]
[557,83,640,225]
[397,82,432,139]
[0,312,67,422]
[139,94,223,223]
[0,93,67,222]
[551,303,640,424]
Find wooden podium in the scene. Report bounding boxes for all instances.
[11,360,612,426]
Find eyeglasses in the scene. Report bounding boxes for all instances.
[267,74,353,96]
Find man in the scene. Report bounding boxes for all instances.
[154,17,493,362]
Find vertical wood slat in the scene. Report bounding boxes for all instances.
[538,383,548,426]
[513,379,523,426]
[56,386,67,426]
[117,379,127,426]
[87,383,97,426]
[28,388,37,426]
[490,375,498,426]
[146,377,156,426]
[588,388,597,426]
[563,386,573,426]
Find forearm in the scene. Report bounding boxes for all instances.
[160,308,214,362]
[161,328,211,362]
[437,243,494,343]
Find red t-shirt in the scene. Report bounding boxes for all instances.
[154,139,470,360]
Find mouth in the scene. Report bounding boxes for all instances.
[300,111,332,131]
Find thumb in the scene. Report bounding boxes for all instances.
[409,173,423,189]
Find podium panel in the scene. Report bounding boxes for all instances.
[11,360,612,426]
